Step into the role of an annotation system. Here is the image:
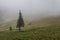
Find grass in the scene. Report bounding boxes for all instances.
[0,16,60,40]
[0,25,60,40]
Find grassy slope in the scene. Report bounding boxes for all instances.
[0,26,60,40]
[0,16,60,40]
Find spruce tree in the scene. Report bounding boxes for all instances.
[16,10,24,31]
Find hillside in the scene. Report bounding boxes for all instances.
[0,16,60,31]
[0,23,60,40]
[0,16,60,40]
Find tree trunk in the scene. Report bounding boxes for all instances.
[19,27,21,32]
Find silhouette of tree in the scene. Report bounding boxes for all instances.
[16,10,24,32]
[9,26,12,31]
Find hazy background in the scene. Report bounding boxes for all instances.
[0,0,60,23]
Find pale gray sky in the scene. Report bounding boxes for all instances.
[0,0,60,22]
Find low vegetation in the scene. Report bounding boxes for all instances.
[0,16,60,40]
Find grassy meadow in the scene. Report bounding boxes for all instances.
[0,16,60,40]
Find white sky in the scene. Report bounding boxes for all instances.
[0,0,60,21]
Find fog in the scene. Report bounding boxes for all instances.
[0,0,60,22]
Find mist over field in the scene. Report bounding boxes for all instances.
[0,0,60,40]
[0,0,60,23]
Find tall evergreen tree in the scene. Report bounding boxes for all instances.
[16,10,24,31]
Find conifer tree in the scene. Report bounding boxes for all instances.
[16,10,24,31]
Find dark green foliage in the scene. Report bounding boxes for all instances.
[16,10,24,31]
[9,26,12,31]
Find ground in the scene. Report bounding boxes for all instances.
[0,16,60,40]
